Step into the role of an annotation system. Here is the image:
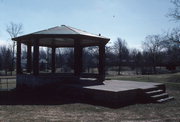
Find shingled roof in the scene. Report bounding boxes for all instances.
[12,25,110,47]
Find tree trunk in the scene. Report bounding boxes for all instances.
[5,69,7,76]
[118,64,121,75]
[136,67,138,75]
[88,66,90,73]
[153,66,156,74]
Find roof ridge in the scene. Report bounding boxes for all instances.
[63,25,100,37]
[62,25,80,34]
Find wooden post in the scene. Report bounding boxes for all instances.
[16,41,22,74]
[74,39,83,78]
[33,39,39,75]
[98,43,105,82]
[79,47,83,73]
[51,47,56,73]
[0,78,1,89]
[27,45,32,73]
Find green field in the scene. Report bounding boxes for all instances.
[0,73,180,121]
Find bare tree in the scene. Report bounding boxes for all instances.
[161,29,180,69]
[113,38,129,75]
[168,0,180,21]
[83,47,98,73]
[56,48,65,72]
[6,22,23,75]
[130,49,143,75]
[6,22,23,38]
[165,28,180,44]
[105,46,115,74]
[0,46,13,75]
[142,35,164,73]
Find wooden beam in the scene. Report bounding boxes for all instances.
[12,34,110,43]
[51,47,56,73]
[27,45,32,73]
[79,47,83,73]
[33,39,39,75]
[98,43,105,82]
[16,41,22,74]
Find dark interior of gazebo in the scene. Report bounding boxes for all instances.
[13,25,110,89]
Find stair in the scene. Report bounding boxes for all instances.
[146,89,164,96]
[143,87,174,103]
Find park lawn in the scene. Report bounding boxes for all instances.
[0,73,180,122]
[107,72,180,90]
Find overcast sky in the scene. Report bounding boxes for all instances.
[0,0,179,49]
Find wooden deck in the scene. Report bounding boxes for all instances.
[83,80,164,92]
[67,80,168,107]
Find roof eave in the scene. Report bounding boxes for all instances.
[12,34,110,42]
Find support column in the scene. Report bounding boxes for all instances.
[98,43,105,82]
[79,47,83,73]
[27,45,32,73]
[51,47,56,73]
[16,41,22,74]
[74,39,83,79]
[33,39,39,75]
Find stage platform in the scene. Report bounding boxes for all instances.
[83,80,164,92]
[13,78,173,107]
[66,80,170,107]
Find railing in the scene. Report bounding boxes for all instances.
[0,77,16,91]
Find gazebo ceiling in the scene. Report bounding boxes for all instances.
[12,25,110,47]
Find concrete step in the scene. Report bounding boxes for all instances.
[151,93,168,100]
[142,87,159,92]
[156,96,174,103]
[145,90,164,96]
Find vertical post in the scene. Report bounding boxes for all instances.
[79,47,83,73]
[16,41,22,74]
[98,43,105,82]
[7,78,8,91]
[0,78,1,89]
[51,47,56,73]
[27,45,32,73]
[33,39,39,75]
[74,39,83,79]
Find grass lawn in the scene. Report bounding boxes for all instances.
[0,73,180,122]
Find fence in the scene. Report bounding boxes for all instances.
[0,77,16,91]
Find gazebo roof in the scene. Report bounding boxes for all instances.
[12,25,110,47]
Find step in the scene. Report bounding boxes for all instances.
[146,90,164,96]
[151,93,168,100]
[156,96,174,103]
[142,87,159,92]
